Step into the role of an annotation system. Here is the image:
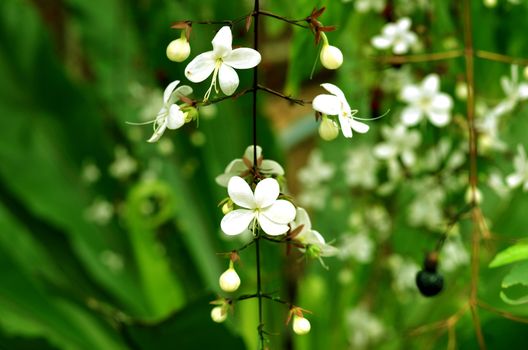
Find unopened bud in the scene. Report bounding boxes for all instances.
[292,315,311,335]
[465,186,483,205]
[219,264,240,292]
[319,116,339,141]
[166,37,191,62]
[455,81,467,100]
[211,306,227,323]
[320,44,343,70]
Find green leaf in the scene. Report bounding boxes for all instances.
[489,242,528,268]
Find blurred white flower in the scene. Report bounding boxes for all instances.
[354,0,386,13]
[346,306,385,349]
[364,205,392,240]
[298,187,330,210]
[100,250,124,273]
[81,161,101,184]
[506,144,528,191]
[380,66,413,93]
[220,176,296,236]
[488,170,510,197]
[400,74,454,127]
[440,236,469,272]
[298,150,335,187]
[497,65,528,114]
[374,124,421,167]
[185,26,261,100]
[109,146,137,180]
[313,83,370,138]
[343,146,379,189]
[145,80,193,143]
[371,17,418,55]
[408,178,446,230]
[216,145,284,187]
[338,232,375,264]
[387,255,420,293]
[85,198,114,226]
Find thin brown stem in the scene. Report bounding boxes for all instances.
[476,50,528,66]
[257,10,309,28]
[373,50,464,64]
[477,300,528,324]
[257,85,310,105]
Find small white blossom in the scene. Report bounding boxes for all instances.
[343,146,379,189]
[387,255,420,293]
[354,0,386,13]
[506,144,528,191]
[109,147,138,180]
[185,26,261,100]
[221,176,296,236]
[400,74,454,127]
[81,161,101,184]
[85,199,114,226]
[313,83,370,138]
[488,170,510,197]
[100,250,124,273]
[440,236,469,273]
[346,306,385,349]
[371,17,418,55]
[498,65,528,113]
[298,150,335,187]
[216,145,284,187]
[146,80,193,143]
[338,232,375,263]
[408,179,446,230]
[374,124,421,167]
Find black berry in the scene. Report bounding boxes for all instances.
[416,270,444,297]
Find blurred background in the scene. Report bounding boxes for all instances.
[1,0,528,349]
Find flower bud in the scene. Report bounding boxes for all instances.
[166,37,191,62]
[455,81,468,100]
[320,44,343,70]
[219,264,240,292]
[292,315,311,335]
[305,244,322,259]
[465,186,483,205]
[319,117,339,141]
[210,306,227,323]
[222,200,234,214]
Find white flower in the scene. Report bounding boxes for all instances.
[338,232,375,264]
[185,26,261,100]
[400,74,454,127]
[298,150,335,188]
[292,315,311,335]
[371,17,418,55]
[374,124,421,167]
[221,176,296,236]
[440,236,469,273]
[354,0,386,13]
[166,36,191,62]
[499,65,528,112]
[488,170,510,197]
[215,145,284,187]
[312,83,370,138]
[147,80,193,143]
[291,208,338,259]
[219,264,241,292]
[346,306,385,349]
[506,144,528,191]
[109,146,137,179]
[343,146,379,189]
[387,255,420,293]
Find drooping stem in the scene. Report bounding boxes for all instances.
[252,1,265,349]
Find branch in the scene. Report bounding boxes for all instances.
[476,50,528,66]
[257,85,311,105]
[257,10,309,28]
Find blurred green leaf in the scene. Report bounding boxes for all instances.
[489,242,528,268]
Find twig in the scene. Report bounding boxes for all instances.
[257,10,309,28]
[373,50,464,64]
[257,84,310,105]
[476,50,528,66]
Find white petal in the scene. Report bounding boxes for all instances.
[518,83,528,100]
[401,150,416,166]
[244,145,262,164]
[224,159,247,174]
[254,178,280,208]
[371,36,391,49]
[174,85,193,98]
[432,93,453,110]
[163,80,180,103]
[427,110,450,127]
[320,83,346,100]
[185,51,216,83]
[212,26,232,58]
[422,74,440,94]
[261,199,296,224]
[350,119,370,134]
[374,143,396,159]
[506,173,523,188]
[393,41,408,55]
[215,173,234,187]
[338,114,353,138]
[218,64,239,96]
[227,176,255,209]
[223,48,261,69]
[166,105,185,129]
[313,94,341,115]
[147,121,167,143]
[398,17,412,31]
[401,106,423,126]
[309,230,326,244]
[261,160,285,175]
[293,207,311,231]
[257,214,289,236]
[400,85,421,103]
[221,209,255,235]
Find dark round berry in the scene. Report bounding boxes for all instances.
[416,270,444,297]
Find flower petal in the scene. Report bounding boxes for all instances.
[223,48,262,69]
[350,119,370,134]
[243,145,262,165]
[227,176,255,209]
[400,85,420,103]
[431,93,453,111]
[221,209,255,235]
[257,214,289,236]
[261,160,285,175]
[427,110,450,127]
[174,85,193,98]
[212,26,232,58]
[422,74,440,94]
[218,64,239,96]
[254,178,280,208]
[506,173,523,188]
[338,114,353,138]
[313,94,341,115]
[374,143,396,159]
[320,83,346,100]
[371,35,391,50]
[166,105,185,129]
[397,17,412,31]
[293,207,311,231]
[401,106,423,126]
[185,51,216,83]
[261,199,296,224]
[147,120,167,143]
[163,80,180,103]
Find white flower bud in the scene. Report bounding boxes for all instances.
[211,306,227,323]
[465,186,483,205]
[455,81,467,100]
[166,37,191,62]
[219,266,240,292]
[320,44,343,70]
[319,117,339,141]
[292,315,311,335]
